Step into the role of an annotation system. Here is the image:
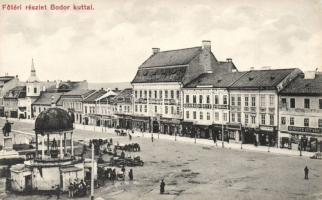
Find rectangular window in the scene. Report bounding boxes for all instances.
[207,112,210,120]
[165,106,168,114]
[200,112,203,120]
[171,106,174,114]
[231,113,235,122]
[85,106,87,114]
[231,96,235,106]
[215,95,219,104]
[290,117,294,125]
[144,90,147,98]
[206,95,210,104]
[282,98,287,107]
[290,98,295,108]
[269,95,274,107]
[177,107,180,115]
[171,90,174,99]
[261,114,266,125]
[304,118,309,127]
[223,113,227,121]
[199,95,203,104]
[34,87,37,94]
[251,96,256,107]
[38,107,41,113]
[135,90,137,98]
[320,99,322,109]
[304,99,310,109]
[215,112,219,121]
[223,95,228,105]
[154,90,157,99]
[281,117,286,125]
[245,96,249,107]
[165,90,168,99]
[251,115,256,124]
[176,90,180,99]
[155,106,157,113]
[144,105,147,113]
[318,119,322,128]
[140,105,142,112]
[260,95,265,107]
[237,96,241,106]
[159,90,162,98]
[237,113,241,123]
[140,90,142,98]
[135,105,137,112]
[193,111,196,119]
[245,114,249,124]
[270,115,274,126]
[149,90,151,98]
[186,111,189,119]
[193,95,196,104]
[186,95,189,103]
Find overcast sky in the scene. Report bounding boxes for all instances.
[0,0,321,83]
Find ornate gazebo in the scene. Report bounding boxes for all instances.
[34,107,75,160]
[10,107,95,193]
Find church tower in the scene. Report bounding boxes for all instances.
[26,58,42,97]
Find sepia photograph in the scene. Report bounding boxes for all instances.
[0,0,322,199]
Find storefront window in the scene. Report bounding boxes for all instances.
[290,117,294,125]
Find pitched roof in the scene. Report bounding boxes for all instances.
[139,47,202,68]
[280,73,322,95]
[32,92,63,106]
[132,66,187,83]
[113,88,133,104]
[229,68,296,89]
[184,72,247,88]
[82,89,107,103]
[63,89,95,97]
[0,76,15,83]
[4,86,26,99]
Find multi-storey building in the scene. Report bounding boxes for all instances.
[113,88,133,129]
[228,68,301,146]
[279,71,322,152]
[82,89,107,126]
[0,75,20,117]
[61,89,95,124]
[32,92,64,117]
[182,72,245,139]
[3,86,26,118]
[131,40,236,134]
[95,89,118,127]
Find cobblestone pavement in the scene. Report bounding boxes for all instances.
[1,118,322,200]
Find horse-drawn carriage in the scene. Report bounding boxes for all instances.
[114,129,127,136]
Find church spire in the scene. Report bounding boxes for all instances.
[27,58,39,82]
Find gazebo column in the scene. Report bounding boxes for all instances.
[41,135,45,159]
[71,132,74,156]
[35,133,38,158]
[47,133,50,156]
[60,133,63,159]
[64,132,67,155]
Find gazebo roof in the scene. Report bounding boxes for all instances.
[35,107,74,134]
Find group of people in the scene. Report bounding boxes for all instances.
[99,166,134,183]
[68,180,87,198]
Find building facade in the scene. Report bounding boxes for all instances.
[3,86,26,118]
[0,75,20,117]
[131,40,236,134]
[113,88,133,129]
[279,71,322,152]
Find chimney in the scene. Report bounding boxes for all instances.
[152,48,160,54]
[202,40,211,51]
[115,87,119,91]
[226,58,232,63]
[304,71,316,79]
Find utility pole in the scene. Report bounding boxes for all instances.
[91,141,94,200]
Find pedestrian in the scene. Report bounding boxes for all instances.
[68,182,73,198]
[55,184,60,199]
[304,166,309,180]
[160,179,165,194]
[129,169,133,180]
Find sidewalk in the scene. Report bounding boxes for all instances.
[2,117,316,158]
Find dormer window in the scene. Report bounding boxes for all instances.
[270,76,275,80]
[217,79,222,83]
[249,77,254,81]
[34,87,37,93]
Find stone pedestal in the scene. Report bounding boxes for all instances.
[3,136,13,151]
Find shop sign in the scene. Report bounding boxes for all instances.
[260,125,275,132]
[288,126,322,134]
[227,123,241,130]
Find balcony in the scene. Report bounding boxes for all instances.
[213,104,229,109]
[134,98,147,104]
